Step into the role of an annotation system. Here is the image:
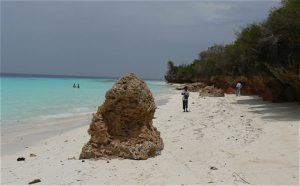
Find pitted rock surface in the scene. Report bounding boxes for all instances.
[80,73,164,160]
[199,85,225,97]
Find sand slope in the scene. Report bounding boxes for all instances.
[1,92,299,185]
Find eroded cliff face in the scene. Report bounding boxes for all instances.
[80,73,164,160]
[264,65,300,102]
[197,73,299,102]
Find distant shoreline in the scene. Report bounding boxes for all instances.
[0,72,165,81]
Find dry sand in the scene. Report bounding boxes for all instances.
[1,91,299,185]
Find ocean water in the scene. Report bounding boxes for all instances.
[0,75,171,128]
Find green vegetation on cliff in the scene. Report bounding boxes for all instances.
[165,0,300,102]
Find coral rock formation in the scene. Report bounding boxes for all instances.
[199,85,225,97]
[80,73,164,160]
[175,82,206,92]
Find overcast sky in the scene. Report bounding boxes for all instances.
[1,0,281,79]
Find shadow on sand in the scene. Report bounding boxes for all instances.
[237,96,300,122]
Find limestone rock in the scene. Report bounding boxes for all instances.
[175,85,186,90]
[176,83,206,92]
[199,85,225,97]
[80,73,164,160]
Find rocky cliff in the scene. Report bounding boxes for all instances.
[194,72,300,102]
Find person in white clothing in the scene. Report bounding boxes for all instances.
[236,82,242,96]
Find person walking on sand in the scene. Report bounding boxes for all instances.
[236,82,242,96]
[181,86,189,112]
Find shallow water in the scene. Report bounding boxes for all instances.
[0,75,172,128]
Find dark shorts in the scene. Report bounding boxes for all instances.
[183,100,188,109]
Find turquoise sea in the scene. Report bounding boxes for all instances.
[0,74,171,128]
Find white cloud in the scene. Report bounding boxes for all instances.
[191,2,235,22]
[148,2,236,27]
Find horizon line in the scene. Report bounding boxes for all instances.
[0,72,165,81]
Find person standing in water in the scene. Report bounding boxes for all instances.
[181,86,189,112]
[73,83,76,88]
[236,82,242,96]
[77,84,80,88]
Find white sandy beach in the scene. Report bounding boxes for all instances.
[1,91,299,185]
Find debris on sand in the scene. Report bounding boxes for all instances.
[210,166,218,170]
[17,157,25,161]
[30,154,37,157]
[28,179,41,184]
